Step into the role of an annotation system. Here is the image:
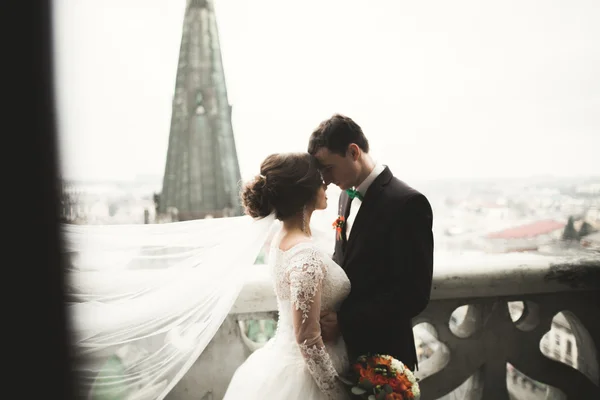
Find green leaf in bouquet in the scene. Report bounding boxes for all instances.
[351,386,367,395]
[375,391,387,400]
[383,384,393,394]
[368,396,376,400]
[358,378,374,391]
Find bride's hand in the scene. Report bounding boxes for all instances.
[319,310,341,343]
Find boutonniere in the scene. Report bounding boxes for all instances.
[332,215,345,241]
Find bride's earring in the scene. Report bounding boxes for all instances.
[302,205,307,233]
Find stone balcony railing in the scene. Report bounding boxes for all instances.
[166,253,600,400]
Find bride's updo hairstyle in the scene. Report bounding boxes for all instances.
[241,152,324,220]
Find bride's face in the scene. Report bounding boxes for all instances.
[313,183,328,210]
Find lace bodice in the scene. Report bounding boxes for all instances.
[269,239,351,399]
[273,243,351,315]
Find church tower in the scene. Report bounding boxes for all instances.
[159,0,243,220]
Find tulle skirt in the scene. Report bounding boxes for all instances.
[223,335,350,400]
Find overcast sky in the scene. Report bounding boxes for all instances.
[52,0,600,183]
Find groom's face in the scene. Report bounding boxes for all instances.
[314,146,359,190]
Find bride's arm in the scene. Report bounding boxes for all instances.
[288,249,344,399]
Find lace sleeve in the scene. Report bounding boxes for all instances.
[288,248,344,399]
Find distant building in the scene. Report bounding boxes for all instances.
[474,202,513,220]
[483,219,565,253]
[158,0,243,221]
[509,302,596,381]
[575,183,600,195]
[540,313,579,369]
[58,182,81,223]
[581,231,600,251]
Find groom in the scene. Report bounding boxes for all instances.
[308,114,434,372]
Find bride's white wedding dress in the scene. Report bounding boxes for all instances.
[223,234,352,400]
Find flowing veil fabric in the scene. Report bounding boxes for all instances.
[64,214,278,400]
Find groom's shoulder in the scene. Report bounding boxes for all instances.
[387,175,425,200]
[385,175,431,212]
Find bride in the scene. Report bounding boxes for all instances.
[223,152,351,399]
[65,151,351,400]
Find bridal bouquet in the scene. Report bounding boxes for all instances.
[338,354,420,400]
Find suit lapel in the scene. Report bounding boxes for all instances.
[343,167,393,265]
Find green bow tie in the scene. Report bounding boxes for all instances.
[346,188,364,201]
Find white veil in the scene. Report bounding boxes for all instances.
[64,213,278,400]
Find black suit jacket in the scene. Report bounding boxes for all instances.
[333,166,434,371]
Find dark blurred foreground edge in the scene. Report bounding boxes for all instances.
[7,0,77,398]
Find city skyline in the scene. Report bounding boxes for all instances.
[53,0,600,183]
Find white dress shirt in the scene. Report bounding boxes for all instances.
[346,162,386,238]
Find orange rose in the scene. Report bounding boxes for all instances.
[371,374,388,386]
[358,368,372,379]
[354,364,367,376]
[373,356,392,367]
[388,378,402,392]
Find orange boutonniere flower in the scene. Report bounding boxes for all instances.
[332,215,345,240]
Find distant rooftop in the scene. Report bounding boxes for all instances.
[486,219,565,239]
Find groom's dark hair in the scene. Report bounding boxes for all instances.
[308,114,370,156]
